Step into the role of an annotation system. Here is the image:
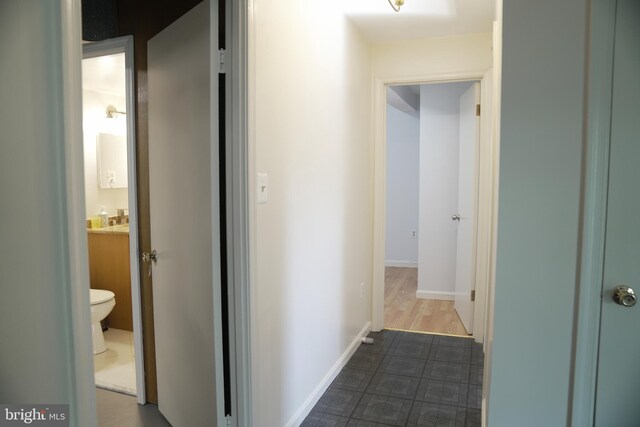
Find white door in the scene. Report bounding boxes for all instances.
[454,83,480,334]
[594,1,640,424]
[147,1,222,425]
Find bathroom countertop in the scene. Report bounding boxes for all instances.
[87,223,129,235]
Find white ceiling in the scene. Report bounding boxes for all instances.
[82,53,126,96]
[344,0,495,42]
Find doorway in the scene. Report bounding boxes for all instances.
[384,81,480,337]
[81,37,146,403]
[372,70,495,344]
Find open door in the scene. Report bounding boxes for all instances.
[454,82,480,334]
[594,1,640,424]
[147,1,223,425]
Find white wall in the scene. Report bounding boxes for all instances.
[487,0,589,425]
[385,104,419,267]
[417,82,472,298]
[372,33,492,78]
[251,1,372,425]
[82,88,128,218]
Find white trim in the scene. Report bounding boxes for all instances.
[470,68,494,343]
[62,1,98,425]
[284,322,372,427]
[570,1,617,425]
[228,0,253,424]
[82,36,146,405]
[82,36,129,59]
[482,14,503,427]
[246,0,259,424]
[416,290,455,301]
[372,70,496,340]
[385,260,418,268]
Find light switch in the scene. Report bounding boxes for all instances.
[257,173,268,204]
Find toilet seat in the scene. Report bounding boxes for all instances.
[90,289,115,305]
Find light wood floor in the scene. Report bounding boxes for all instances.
[384,267,469,336]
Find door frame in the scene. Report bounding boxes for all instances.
[60,1,97,425]
[371,69,496,343]
[227,0,254,424]
[62,0,251,424]
[82,35,146,404]
[569,0,617,424]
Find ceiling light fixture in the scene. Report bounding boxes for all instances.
[387,0,404,12]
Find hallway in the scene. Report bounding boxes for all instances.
[302,330,482,426]
[96,389,170,427]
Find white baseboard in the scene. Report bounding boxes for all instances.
[416,290,454,300]
[285,321,372,427]
[385,260,418,268]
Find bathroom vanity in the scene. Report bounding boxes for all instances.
[87,224,133,331]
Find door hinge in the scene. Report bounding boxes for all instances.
[471,290,476,302]
[218,48,227,74]
[475,104,481,116]
[225,415,232,426]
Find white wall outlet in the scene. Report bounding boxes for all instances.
[411,229,417,239]
[360,282,365,298]
[257,173,268,204]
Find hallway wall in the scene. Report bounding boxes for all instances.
[385,104,420,267]
[372,32,492,79]
[251,1,373,425]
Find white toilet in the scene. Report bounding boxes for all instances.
[90,289,116,355]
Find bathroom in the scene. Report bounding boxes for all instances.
[82,50,140,397]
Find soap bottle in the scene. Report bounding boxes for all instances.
[99,206,109,228]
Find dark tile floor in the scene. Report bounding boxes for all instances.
[302,330,483,427]
[96,388,171,427]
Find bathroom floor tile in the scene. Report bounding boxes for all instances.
[94,328,137,396]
